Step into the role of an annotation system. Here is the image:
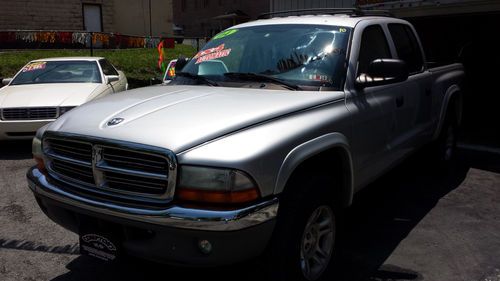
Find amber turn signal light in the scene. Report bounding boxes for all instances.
[177,187,260,205]
[34,156,47,174]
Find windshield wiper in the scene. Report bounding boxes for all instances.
[176,72,220,86]
[224,72,302,91]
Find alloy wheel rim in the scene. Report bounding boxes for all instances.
[300,205,335,281]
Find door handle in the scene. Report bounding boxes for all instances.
[396,96,404,108]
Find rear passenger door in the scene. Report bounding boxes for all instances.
[386,23,433,152]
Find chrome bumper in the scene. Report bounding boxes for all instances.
[27,167,279,231]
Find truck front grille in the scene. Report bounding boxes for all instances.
[1,107,58,120]
[42,133,177,204]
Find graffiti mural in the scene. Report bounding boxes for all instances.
[0,30,175,50]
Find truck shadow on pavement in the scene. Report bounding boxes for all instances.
[50,151,478,281]
[329,155,470,281]
[0,140,33,160]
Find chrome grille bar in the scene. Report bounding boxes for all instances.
[96,163,168,180]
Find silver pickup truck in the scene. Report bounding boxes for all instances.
[27,9,464,281]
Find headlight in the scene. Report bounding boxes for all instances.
[32,136,46,173]
[177,166,260,205]
[32,136,43,158]
[32,123,49,157]
[59,106,75,116]
[32,123,50,173]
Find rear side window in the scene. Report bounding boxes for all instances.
[99,59,119,76]
[358,25,392,75]
[388,24,424,74]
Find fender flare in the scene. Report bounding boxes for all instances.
[274,132,355,207]
[433,84,463,140]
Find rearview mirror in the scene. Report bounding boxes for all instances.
[106,75,119,84]
[355,59,408,88]
[2,78,13,86]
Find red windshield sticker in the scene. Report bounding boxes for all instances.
[308,74,330,82]
[194,44,225,59]
[22,62,46,72]
[194,44,232,64]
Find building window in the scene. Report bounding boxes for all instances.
[219,0,223,6]
[82,4,103,32]
[203,0,209,8]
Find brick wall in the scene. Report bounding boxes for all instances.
[0,0,114,32]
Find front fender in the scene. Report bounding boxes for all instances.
[274,132,354,206]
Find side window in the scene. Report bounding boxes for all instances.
[388,24,424,74]
[99,59,119,76]
[358,25,392,75]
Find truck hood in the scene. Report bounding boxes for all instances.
[0,83,101,107]
[48,85,344,153]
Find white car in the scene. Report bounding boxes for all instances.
[0,57,127,140]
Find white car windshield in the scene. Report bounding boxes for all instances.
[178,24,351,90]
[11,61,101,85]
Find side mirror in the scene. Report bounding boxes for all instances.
[355,59,408,89]
[175,57,189,73]
[106,75,119,84]
[2,78,13,86]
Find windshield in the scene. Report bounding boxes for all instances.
[179,24,351,90]
[11,61,102,85]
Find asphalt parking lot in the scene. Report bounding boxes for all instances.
[1,140,499,281]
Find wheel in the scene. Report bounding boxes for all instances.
[265,176,337,281]
[300,205,336,280]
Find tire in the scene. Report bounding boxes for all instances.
[265,176,337,281]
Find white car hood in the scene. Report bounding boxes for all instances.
[0,83,101,108]
[48,85,344,153]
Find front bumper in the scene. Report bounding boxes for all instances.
[0,120,53,140]
[27,167,279,266]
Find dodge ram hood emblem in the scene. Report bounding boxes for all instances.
[107,118,124,126]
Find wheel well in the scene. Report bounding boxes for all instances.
[281,147,353,208]
[434,89,463,140]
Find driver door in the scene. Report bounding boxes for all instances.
[346,24,400,188]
